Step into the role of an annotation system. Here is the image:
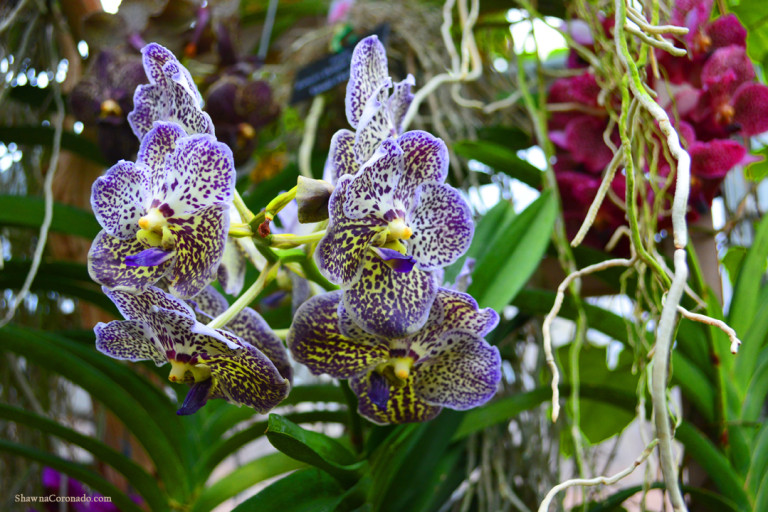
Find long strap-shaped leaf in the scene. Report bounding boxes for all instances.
[0,326,191,500]
[0,439,145,512]
[0,195,101,239]
[0,404,167,510]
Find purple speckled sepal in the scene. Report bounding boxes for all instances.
[287,291,388,378]
[128,43,214,139]
[346,36,389,129]
[88,231,174,294]
[91,160,148,239]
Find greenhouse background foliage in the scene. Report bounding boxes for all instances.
[2,0,768,510]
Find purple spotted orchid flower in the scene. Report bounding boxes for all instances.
[326,35,415,183]
[128,43,215,141]
[95,286,290,415]
[288,288,500,424]
[316,134,474,338]
[88,121,235,299]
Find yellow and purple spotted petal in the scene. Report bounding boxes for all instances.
[203,343,290,414]
[316,175,386,285]
[187,285,230,321]
[412,330,500,410]
[88,230,174,294]
[350,371,442,425]
[346,35,389,129]
[288,290,389,378]
[411,288,499,360]
[128,43,214,140]
[166,203,230,299]
[342,251,437,338]
[96,286,289,415]
[91,160,149,240]
[226,305,294,381]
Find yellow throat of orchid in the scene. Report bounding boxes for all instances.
[377,357,415,387]
[168,360,211,384]
[386,217,413,243]
[137,208,174,250]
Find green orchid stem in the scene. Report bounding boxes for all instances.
[207,262,280,330]
[270,230,327,246]
[340,379,364,454]
[248,186,299,234]
[233,190,256,224]
[301,256,337,292]
[228,223,253,238]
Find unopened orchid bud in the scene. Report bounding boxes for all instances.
[296,176,334,223]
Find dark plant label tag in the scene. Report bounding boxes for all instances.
[290,24,390,104]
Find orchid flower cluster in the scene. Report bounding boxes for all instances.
[87,37,501,424]
[550,0,768,250]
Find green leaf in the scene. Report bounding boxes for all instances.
[746,423,768,497]
[729,215,768,338]
[0,326,191,500]
[676,422,751,510]
[671,352,716,424]
[722,246,748,285]
[0,403,167,510]
[743,349,768,422]
[0,260,118,315]
[191,453,305,512]
[732,284,768,395]
[468,191,557,311]
[231,467,347,512]
[0,195,101,239]
[454,384,643,441]
[453,139,542,188]
[0,126,107,165]
[265,413,362,485]
[585,483,740,512]
[558,344,640,447]
[442,199,516,284]
[196,410,348,483]
[370,411,464,512]
[0,440,145,512]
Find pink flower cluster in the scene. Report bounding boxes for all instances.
[549,1,768,251]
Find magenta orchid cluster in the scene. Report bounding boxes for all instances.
[88,39,500,424]
[550,1,768,249]
[88,43,290,415]
[288,36,501,424]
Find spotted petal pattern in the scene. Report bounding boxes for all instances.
[346,35,389,128]
[136,122,186,198]
[91,161,148,239]
[94,320,165,365]
[394,131,449,211]
[344,139,402,220]
[408,183,474,271]
[343,251,437,338]
[88,231,174,294]
[128,43,214,140]
[204,343,290,413]
[161,134,236,214]
[217,238,246,296]
[413,331,500,410]
[228,307,294,381]
[351,371,442,425]
[104,285,193,323]
[289,291,388,378]
[166,203,229,298]
[326,129,358,183]
[316,176,386,284]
